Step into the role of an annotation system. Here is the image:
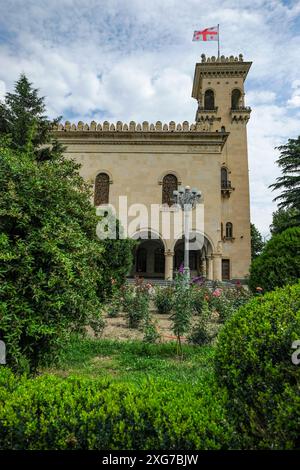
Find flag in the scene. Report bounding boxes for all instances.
[193,26,218,41]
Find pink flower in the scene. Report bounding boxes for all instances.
[212,288,222,297]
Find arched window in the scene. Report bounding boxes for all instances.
[94,173,110,205]
[231,89,241,110]
[221,167,228,188]
[154,247,165,273]
[162,174,178,206]
[226,222,233,238]
[136,247,147,273]
[204,90,215,110]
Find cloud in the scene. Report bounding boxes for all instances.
[0,0,300,235]
[0,80,5,100]
[287,80,300,107]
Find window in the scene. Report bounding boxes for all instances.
[221,222,224,239]
[226,222,233,238]
[222,259,230,280]
[136,247,147,272]
[162,174,178,206]
[154,247,165,273]
[221,167,228,188]
[204,90,215,110]
[231,89,241,110]
[94,173,110,205]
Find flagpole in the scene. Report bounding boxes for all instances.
[217,24,220,58]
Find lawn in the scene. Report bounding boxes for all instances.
[43,337,215,385]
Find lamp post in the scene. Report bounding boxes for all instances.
[173,186,202,282]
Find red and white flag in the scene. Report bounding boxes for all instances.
[193,26,219,41]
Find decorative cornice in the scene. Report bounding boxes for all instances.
[53,120,219,133]
[53,121,229,152]
[230,107,251,123]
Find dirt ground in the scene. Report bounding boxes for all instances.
[89,311,220,343]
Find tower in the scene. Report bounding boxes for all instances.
[192,53,252,280]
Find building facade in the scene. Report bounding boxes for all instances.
[54,53,252,282]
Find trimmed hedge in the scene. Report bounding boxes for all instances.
[0,368,232,450]
[249,227,300,292]
[215,282,300,449]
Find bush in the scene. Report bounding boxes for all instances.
[122,279,151,328]
[0,143,133,372]
[215,282,300,449]
[249,227,300,292]
[170,274,193,357]
[190,285,207,314]
[0,368,233,450]
[188,301,213,345]
[153,286,174,314]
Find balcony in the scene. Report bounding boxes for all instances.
[221,180,234,197]
[230,106,251,123]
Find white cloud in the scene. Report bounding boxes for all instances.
[287,80,300,107]
[0,0,300,234]
[0,80,6,100]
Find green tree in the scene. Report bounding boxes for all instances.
[248,227,300,292]
[0,76,134,371]
[270,207,300,235]
[250,223,264,259]
[0,74,61,160]
[269,137,300,225]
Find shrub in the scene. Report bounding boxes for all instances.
[153,286,174,314]
[122,279,151,328]
[105,293,122,318]
[249,227,300,292]
[143,318,161,343]
[170,274,193,357]
[190,285,207,314]
[188,301,213,345]
[0,368,233,450]
[215,282,300,449]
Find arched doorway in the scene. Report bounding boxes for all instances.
[173,232,213,279]
[130,231,165,279]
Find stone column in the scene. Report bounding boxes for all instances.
[212,253,222,281]
[201,257,207,277]
[206,255,213,280]
[164,251,174,280]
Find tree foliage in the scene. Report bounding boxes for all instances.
[215,282,300,449]
[0,75,134,371]
[269,137,300,225]
[250,223,264,259]
[249,227,300,292]
[270,207,300,235]
[0,74,61,160]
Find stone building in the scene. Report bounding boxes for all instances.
[54,53,252,282]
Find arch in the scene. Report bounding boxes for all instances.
[94,172,110,205]
[225,222,233,238]
[130,230,166,279]
[173,231,214,276]
[231,89,242,110]
[131,228,167,250]
[162,173,178,206]
[204,89,215,110]
[158,170,182,186]
[171,230,215,254]
[221,167,228,188]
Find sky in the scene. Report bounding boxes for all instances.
[0,0,300,237]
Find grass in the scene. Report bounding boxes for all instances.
[43,337,215,385]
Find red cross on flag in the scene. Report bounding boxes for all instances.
[193,26,219,41]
